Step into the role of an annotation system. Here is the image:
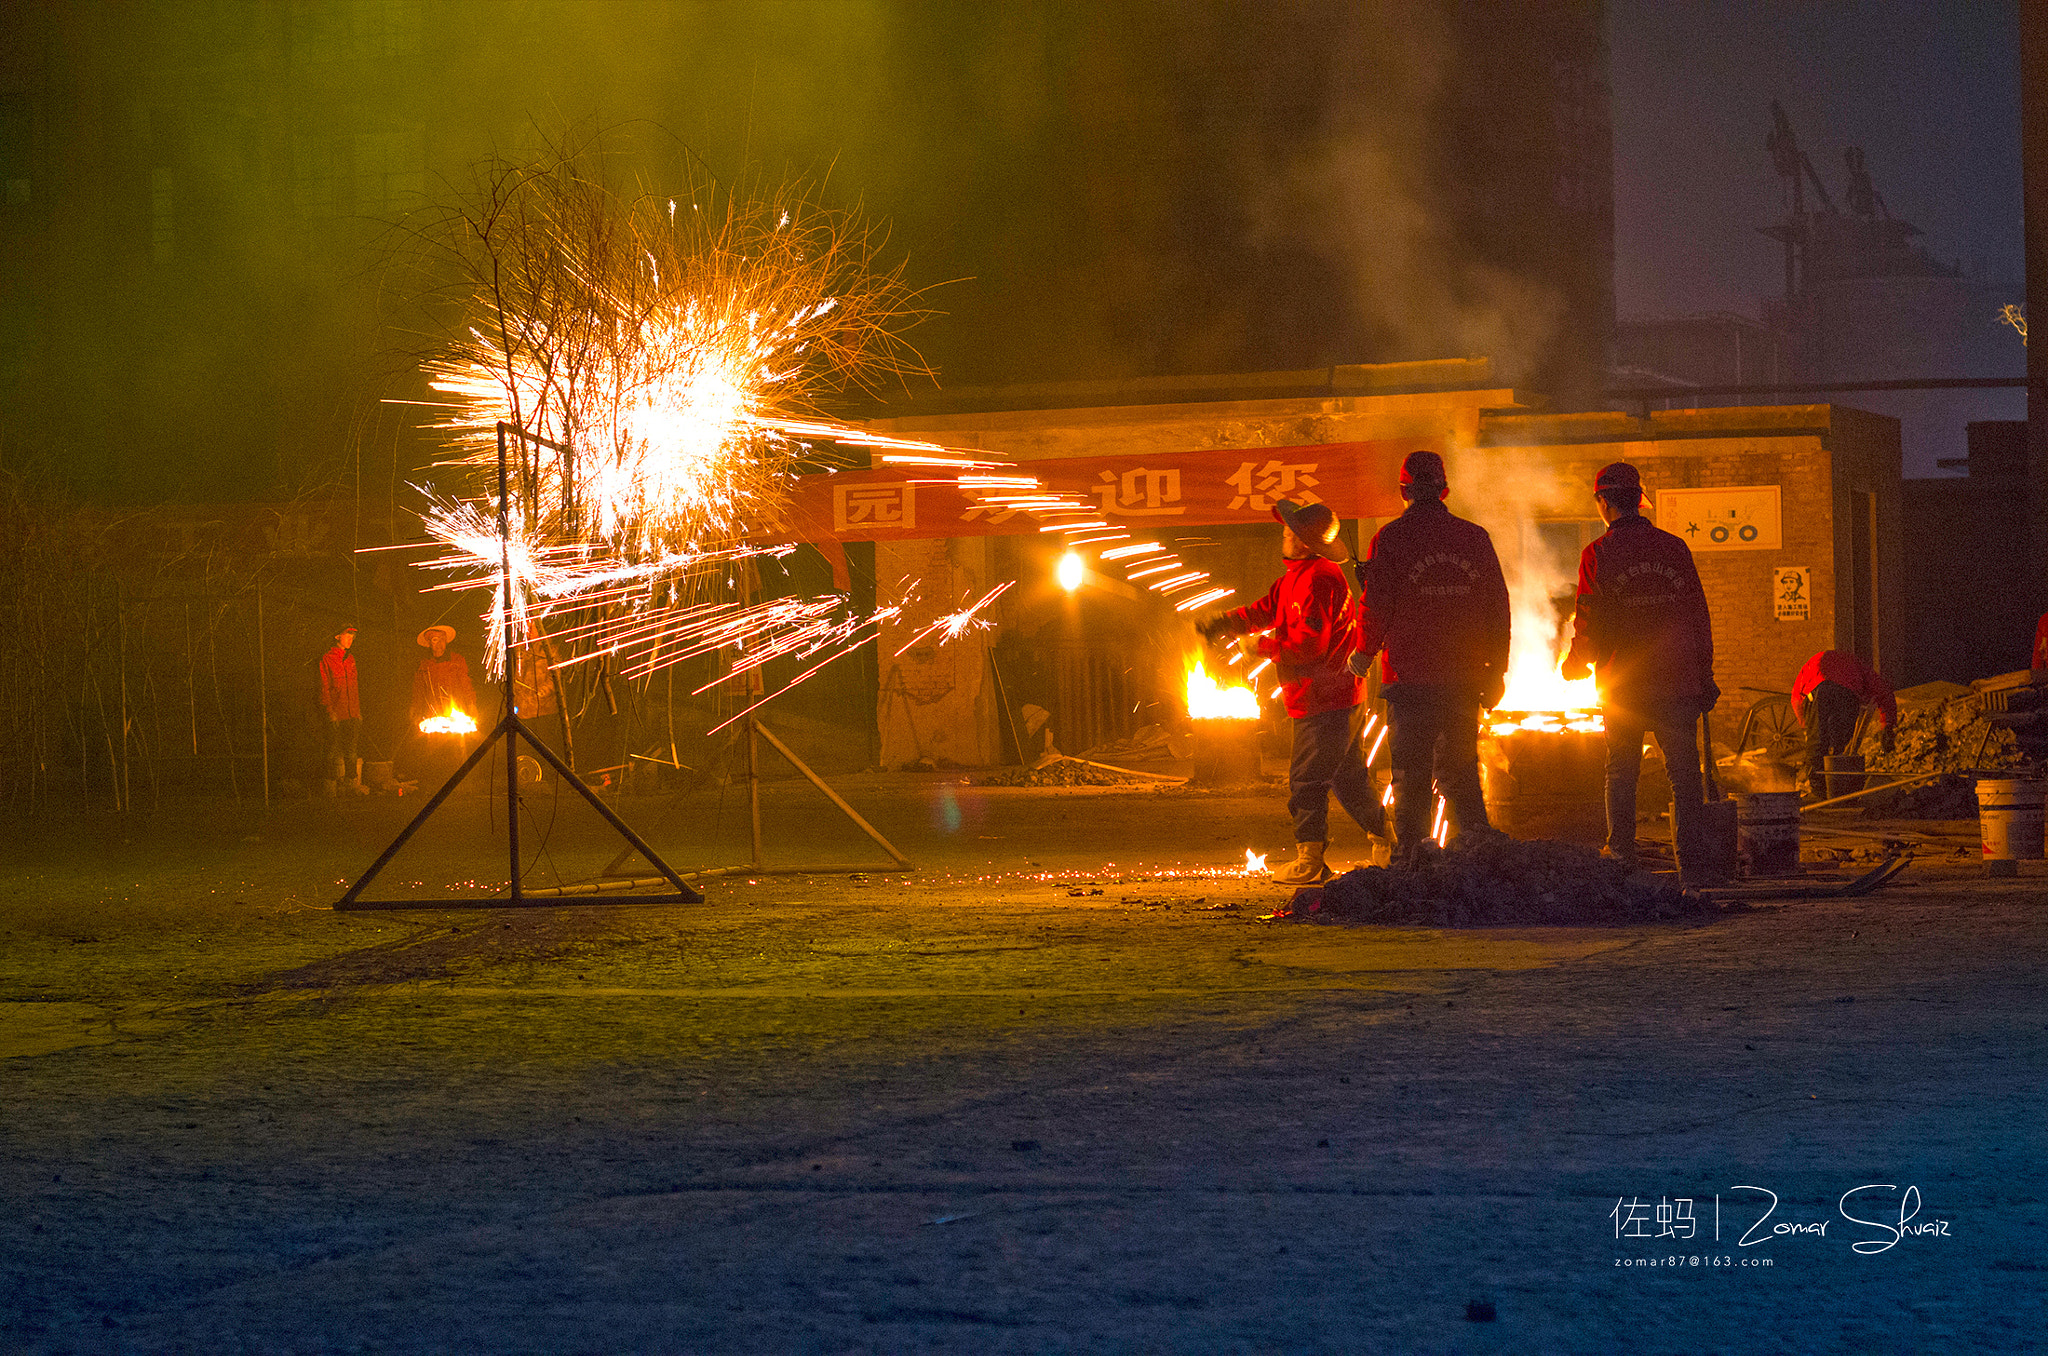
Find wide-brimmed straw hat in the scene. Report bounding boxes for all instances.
[1271,498,1349,562]
[417,625,457,648]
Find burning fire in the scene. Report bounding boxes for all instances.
[1488,547,1602,736]
[419,707,478,735]
[1187,661,1260,720]
[1242,848,1267,874]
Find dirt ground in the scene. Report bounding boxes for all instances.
[1,772,2043,1354]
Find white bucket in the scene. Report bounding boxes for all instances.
[1976,779,2045,861]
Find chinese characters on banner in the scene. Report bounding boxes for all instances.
[1773,566,1811,621]
[795,441,1419,542]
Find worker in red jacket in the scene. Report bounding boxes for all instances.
[1561,463,1719,881]
[2033,612,2048,673]
[1791,650,1896,794]
[410,624,479,728]
[317,624,365,796]
[1195,498,1375,885]
[1346,449,1511,865]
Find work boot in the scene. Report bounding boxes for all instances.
[1270,842,1333,886]
[1600,845,1638,873]
[1392,839,1442,871]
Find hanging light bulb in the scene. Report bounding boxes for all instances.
[1056,550,1084,592]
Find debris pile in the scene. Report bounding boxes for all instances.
[1279,834,1715,926]
[977,759,1154,788]
[1860,694,2020,776]
[1859,772,1980,820]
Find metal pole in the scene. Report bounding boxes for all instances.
[500,423,521,904]
[117,585,129,812]
[747,714,762,869]
[256,583,269,809]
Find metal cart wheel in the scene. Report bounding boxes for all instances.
[1735,693,1802,761]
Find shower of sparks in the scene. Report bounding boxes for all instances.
[400,148,1236,723]
[1242,848,1267,875]
[891,582,1014,656]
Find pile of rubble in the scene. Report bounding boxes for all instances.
[976,759,1158,788]
[1279,834,1716,927]
[1860,693,2020,776]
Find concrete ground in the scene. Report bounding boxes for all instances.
[1,773,2042,1354]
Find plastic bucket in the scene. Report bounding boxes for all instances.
[1738,791,1802,878]
[1975,778,2045,862]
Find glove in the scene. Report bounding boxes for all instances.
[1560,656,1591,683]
[1346,651,1374,679]
[1193,614,1232,642]
[1699,679,1721,713]
[1480,672,1506,712]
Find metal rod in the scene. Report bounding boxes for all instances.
[335,714,510,908]
[987,648,1026,766]
[747,715,763,869]
[500,422,520,906]
[256,583,269,809]
[750,719,912,866]
[510,717,702,901]
[1800,769,1948,812]
[117,584,129,812]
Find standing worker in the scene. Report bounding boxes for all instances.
[1195,499,1378,885]
[2033,610,2048,674]
[1560,464,1720,881]
[1347,450,1511,865]
[318,624,365,797]
[1790,649,1896,795]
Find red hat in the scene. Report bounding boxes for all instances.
[1400,449,1448,487]
[1271,498,1348,561]
[1595,462,1642,493]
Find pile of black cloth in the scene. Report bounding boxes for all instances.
[1282,834,1717,926]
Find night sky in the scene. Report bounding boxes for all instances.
[1612,0,2024,321]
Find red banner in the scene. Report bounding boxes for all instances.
[778,439,1429,542]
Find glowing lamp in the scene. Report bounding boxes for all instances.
[1056,550,1084,592]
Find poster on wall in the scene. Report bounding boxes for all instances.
[1773,566,1811,621]
[1655,485,1783,551]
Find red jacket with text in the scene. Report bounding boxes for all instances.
[1790,650,1897,729]
[318,644,360,722]
[1355,498,1511,693]
[1221,555,1361,718]
[1562,513,1714,708]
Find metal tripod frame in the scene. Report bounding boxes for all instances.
[334,422,702,911]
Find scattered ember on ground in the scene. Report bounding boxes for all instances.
[1272,835,1720,926]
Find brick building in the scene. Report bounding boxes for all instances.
[857,360,1902,765]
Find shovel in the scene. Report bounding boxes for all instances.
[1697,712,1741,880]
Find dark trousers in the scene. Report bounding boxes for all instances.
[1385,686,1488,849]
[1288,705,1383,843]
[1603,698,1705,868]
[324,716,360,781]
[1804,680,1862,780]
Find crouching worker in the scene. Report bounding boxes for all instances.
[1195,499,1378,885]
[1791,649,1896,797]
[1347,450,1511,866]
[1562,462,1720,882]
